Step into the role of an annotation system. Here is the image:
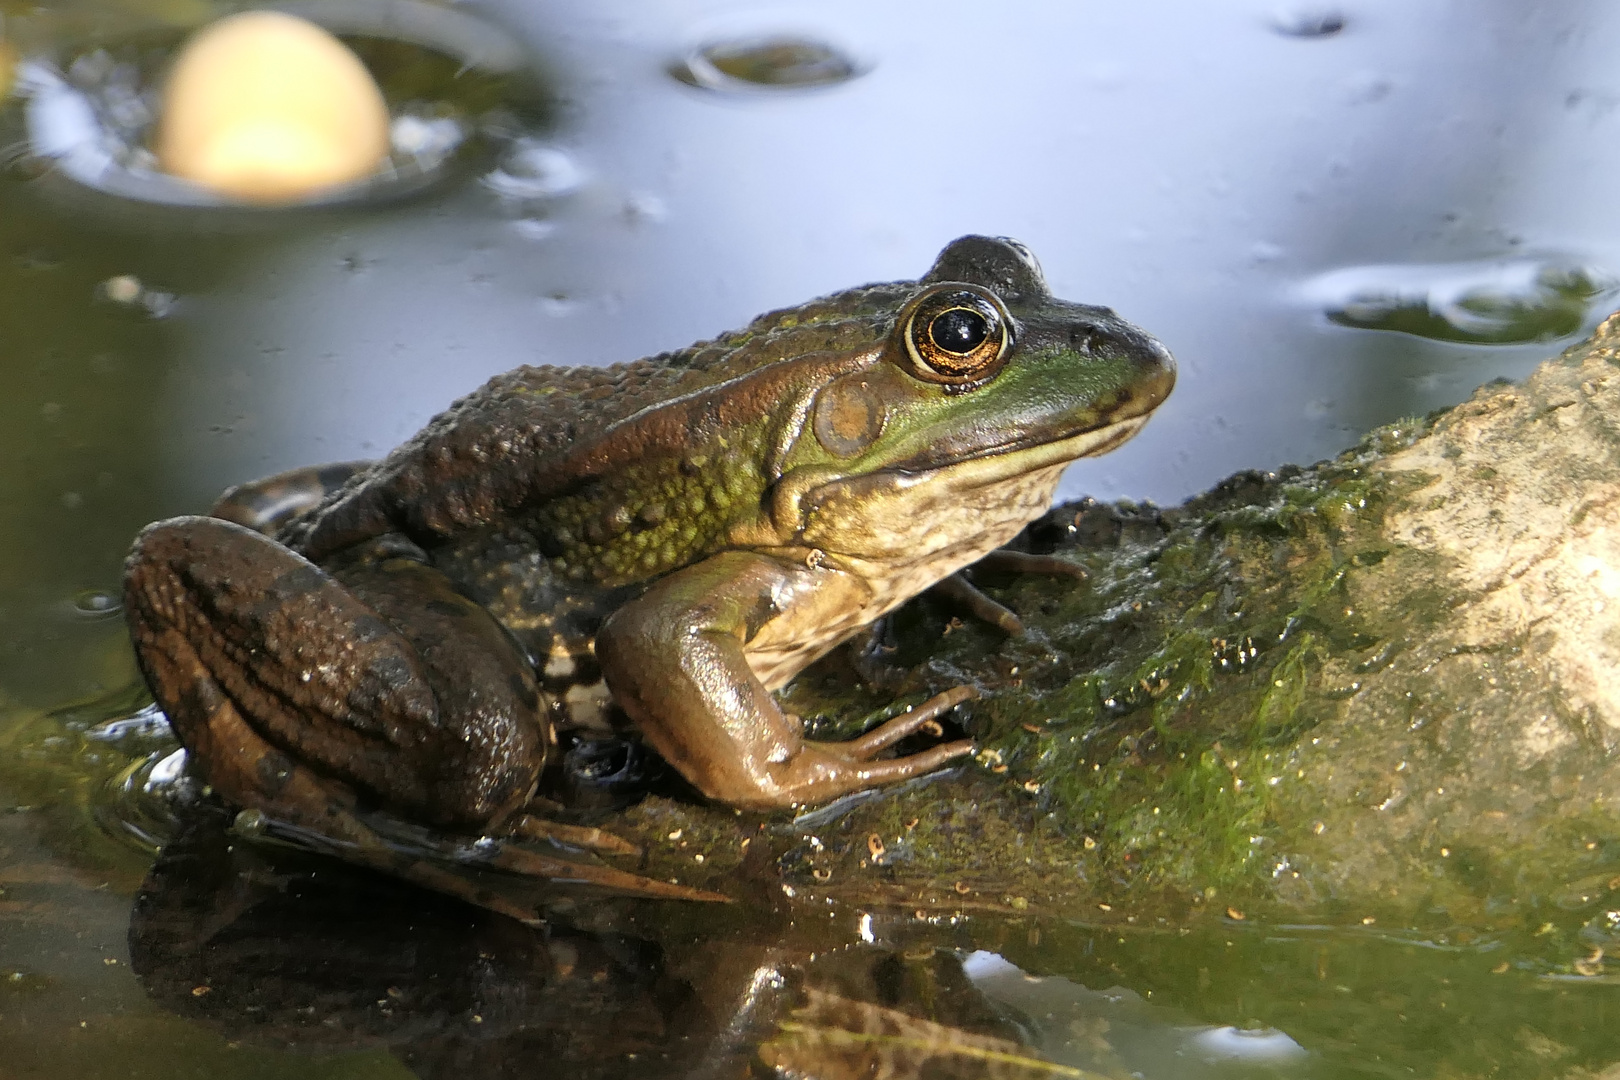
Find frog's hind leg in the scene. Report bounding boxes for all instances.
[209,460,373,535]
[124,516,726,908]
[124,515,541,828]
[120,561,543,919]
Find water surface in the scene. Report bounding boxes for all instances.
[4,1,1620,1076]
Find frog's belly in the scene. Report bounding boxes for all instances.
[746,460,1070,691]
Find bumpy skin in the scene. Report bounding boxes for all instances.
[125,236,1175,843]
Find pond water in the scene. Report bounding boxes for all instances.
[4,1,1620,1077]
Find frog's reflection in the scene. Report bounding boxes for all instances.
[128,805,714,1078]
[126,806,1029,1080]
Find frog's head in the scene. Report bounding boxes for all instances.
[774,235,1175,562]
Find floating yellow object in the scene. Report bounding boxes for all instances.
[157,11,390,203]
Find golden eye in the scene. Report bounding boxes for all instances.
[903,286,1011,383]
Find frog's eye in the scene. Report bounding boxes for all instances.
[903,286,1012,385]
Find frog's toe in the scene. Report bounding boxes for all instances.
[931,574,1025,635]
[509,814,642,857]
[821,686,978,761]
[758,739,977,809]
[972,549,1088,579]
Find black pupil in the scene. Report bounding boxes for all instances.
[929,308,989,354]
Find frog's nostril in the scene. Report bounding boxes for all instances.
[1147,340,1177,382]
[1152,338,1176,370]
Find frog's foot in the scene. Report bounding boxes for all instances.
[817,686,977,761]
[209,461,373,535]
[509,813,642,857]
[933,549,1088,636]
[751,738,977,809]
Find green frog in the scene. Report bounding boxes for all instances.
[123,236,1173,908]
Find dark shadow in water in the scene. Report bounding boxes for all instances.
[128,804,714,1079]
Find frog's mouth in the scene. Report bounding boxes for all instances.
[976,411,1150,468]
[883,378,1166,489]
[896,411,1154,495]
[796,409,1155,527]
[789,411,1158,568]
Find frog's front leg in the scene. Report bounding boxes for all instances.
[596,552,976,810]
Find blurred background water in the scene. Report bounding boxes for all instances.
[4,1,1620,1076]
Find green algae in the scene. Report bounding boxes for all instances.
[889,421,1447,905]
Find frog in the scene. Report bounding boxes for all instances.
[123,235,1174,910]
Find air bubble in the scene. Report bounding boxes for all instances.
[484,140,586,201]
[233,808,268,837]
[71,589,120,617]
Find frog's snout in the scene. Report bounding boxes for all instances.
[1113,327,1177,421]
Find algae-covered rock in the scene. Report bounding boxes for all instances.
[609,311,1620,944]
